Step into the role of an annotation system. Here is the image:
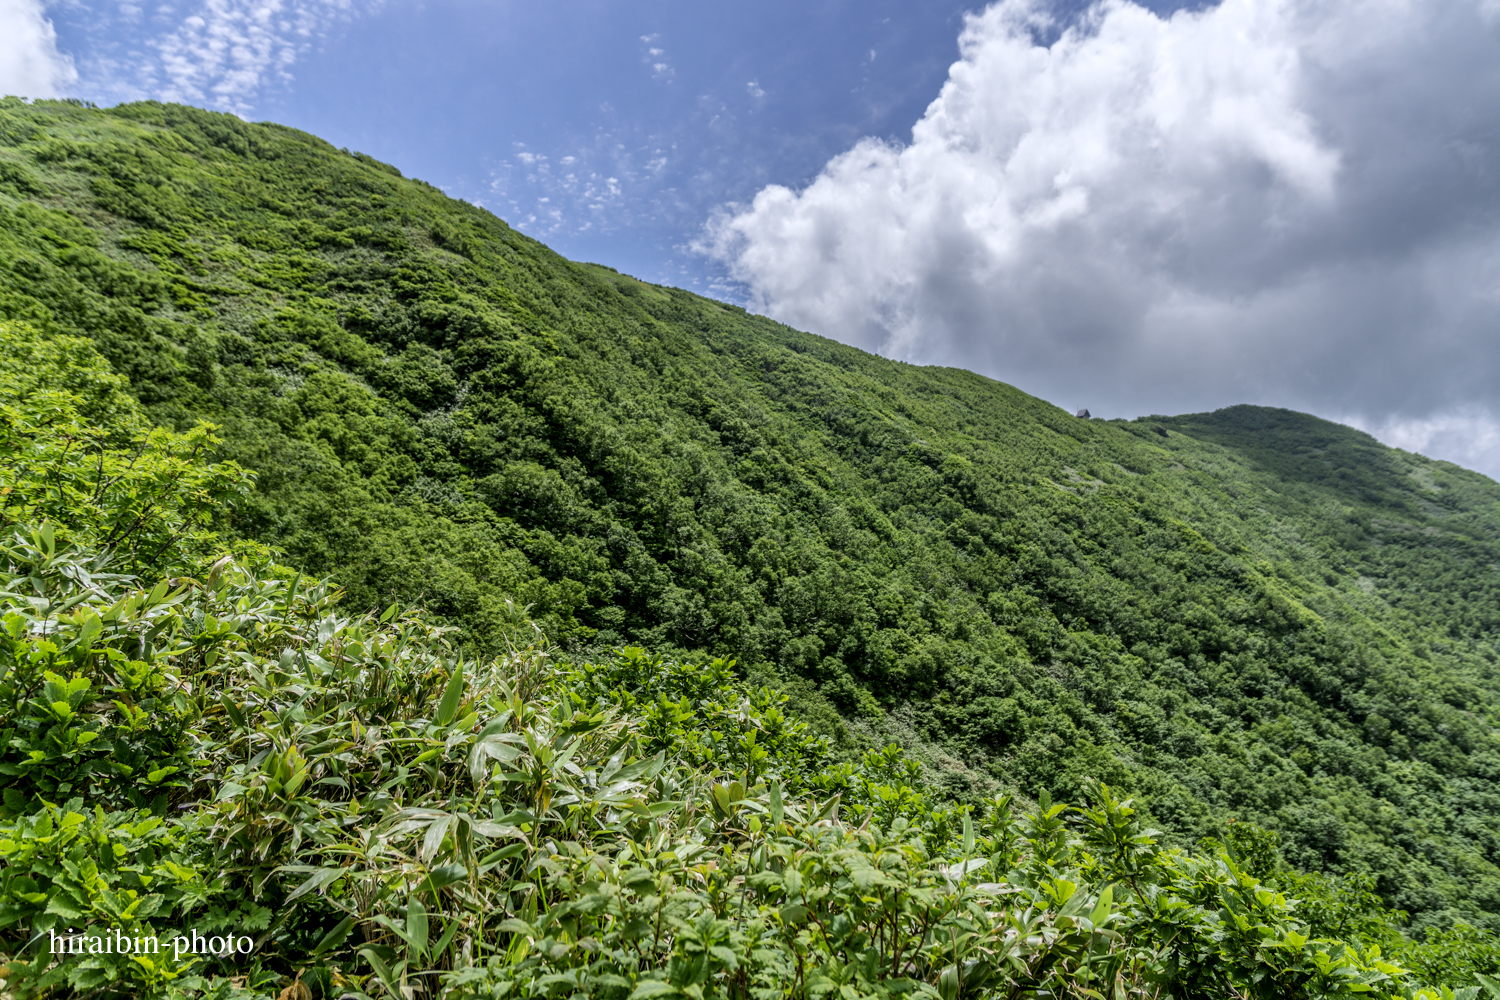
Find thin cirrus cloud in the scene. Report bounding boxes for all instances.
[485,140,641,241]
[641,33,673,80]
[704,0,1500,479]
[148,0,359,115]
[0,0,77,98]
[42,0,362,116]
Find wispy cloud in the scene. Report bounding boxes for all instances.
[150,0,358,114]
[0,0,78,98]
[640,33,673,80]
[65,0,364,115]
[485,140,630,239]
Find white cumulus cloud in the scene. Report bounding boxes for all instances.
[0,0,78,98]
[706,0,1500,478]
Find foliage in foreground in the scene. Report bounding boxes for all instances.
[0,324,1497,999]
[0,526,1494,1000]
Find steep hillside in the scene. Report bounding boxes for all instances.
[2,98,1499,929]
[8,323,1487,998]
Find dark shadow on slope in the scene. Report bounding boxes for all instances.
[1150,405,1425,514]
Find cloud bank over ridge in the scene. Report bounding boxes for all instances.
[706,0,1500,477]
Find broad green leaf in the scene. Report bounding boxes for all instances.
[311,915,356,956]
[282,866,344,904]
[1088,885,1114,926]
[406,897,429,960]
[421,815,454,864]
[437,662,465,727]
[215,781,247,801]
[420,863,468,894]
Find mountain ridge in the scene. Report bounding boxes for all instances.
[2,97,1499,928]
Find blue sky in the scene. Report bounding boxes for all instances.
[46,0,981,291]
[9,0,1500,476]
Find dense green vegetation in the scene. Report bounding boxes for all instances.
[2,95,1500,972]
[1,319,1497,998]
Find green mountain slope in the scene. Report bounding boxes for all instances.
[2,98,1499,929]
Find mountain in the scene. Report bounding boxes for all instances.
[2,97,1499,930]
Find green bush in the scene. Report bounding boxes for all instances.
[0,510,1483,998]
[0,320,256,576]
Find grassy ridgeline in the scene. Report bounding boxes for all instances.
[1,99,1500,932]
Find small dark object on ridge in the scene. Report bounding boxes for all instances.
[1075,408,1091,418]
